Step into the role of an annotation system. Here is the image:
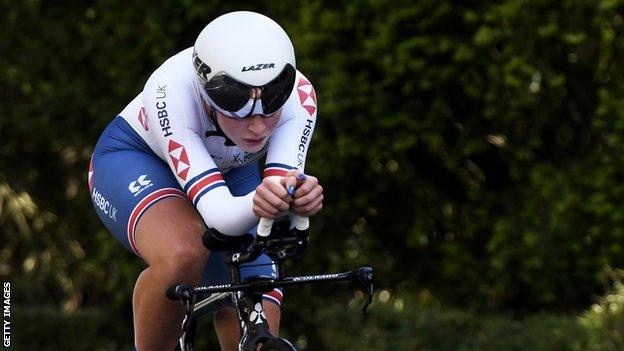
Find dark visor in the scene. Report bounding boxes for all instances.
[204,63,296,116]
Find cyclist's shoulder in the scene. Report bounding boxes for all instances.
[294,69,315,88]
[137,48,207,121]
[155,47,194,75]
[143,47,196,92]
[280,69,317,120]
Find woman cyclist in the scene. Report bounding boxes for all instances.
[88,11,322,350]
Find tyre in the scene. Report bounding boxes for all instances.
[259,337,297,351]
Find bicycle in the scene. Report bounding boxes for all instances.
[166,216,374,351]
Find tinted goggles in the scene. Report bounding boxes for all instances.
[203,63,296,118]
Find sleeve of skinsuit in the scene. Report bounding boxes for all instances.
[143,71,258,236]
[264,72,318,178]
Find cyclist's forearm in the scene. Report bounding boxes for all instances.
[196,188,257,236]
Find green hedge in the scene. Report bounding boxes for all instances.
[12,306,130,350]
[308,270,624,351]
[312,304,588,351]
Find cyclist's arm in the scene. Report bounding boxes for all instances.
[256,73,319,217]
[143,73,257,236]
[264,73,318,177]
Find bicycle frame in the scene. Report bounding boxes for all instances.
[169,220,374,351]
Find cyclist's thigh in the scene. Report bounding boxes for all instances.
[89,116,190,259]
[135,195,210,266]
[200,162,284,306]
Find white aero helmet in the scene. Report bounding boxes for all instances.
[193,11,297,118]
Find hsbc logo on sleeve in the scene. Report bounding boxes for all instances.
[128,175,153,197]
[168,140,190,180]
[297,77,317,116]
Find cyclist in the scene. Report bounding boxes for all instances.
[88,11,323,351]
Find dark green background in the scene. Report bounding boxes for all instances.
[3,0,624,349]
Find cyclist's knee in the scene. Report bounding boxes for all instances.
[164,239,208,272]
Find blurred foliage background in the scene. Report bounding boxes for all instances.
[4,0,624,349]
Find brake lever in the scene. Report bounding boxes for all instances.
[166,284,195,331]
[353,267,374,315]
[361,282,373,315]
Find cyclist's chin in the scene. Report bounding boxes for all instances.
[239,137,267,153]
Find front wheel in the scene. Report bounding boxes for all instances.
[259,338,297,351]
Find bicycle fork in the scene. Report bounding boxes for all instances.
[236,292,275,351]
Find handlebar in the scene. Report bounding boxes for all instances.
[202,216,310,265]
[166,266,375,314]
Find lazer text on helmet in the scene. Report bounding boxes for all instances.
[241,63,275,72]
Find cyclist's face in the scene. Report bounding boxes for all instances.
[215,109,282,153]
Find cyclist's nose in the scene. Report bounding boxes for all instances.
[250,87,262,99]
[247,115,266,134]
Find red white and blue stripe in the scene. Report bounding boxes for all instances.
[263,288,283,306]
[263,163,296,178]
[184,168,226,205]
[127,188,187,257]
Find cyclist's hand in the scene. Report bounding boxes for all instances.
[253,177,293,218]
[281,169,303,198]
[291,173,323,216]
